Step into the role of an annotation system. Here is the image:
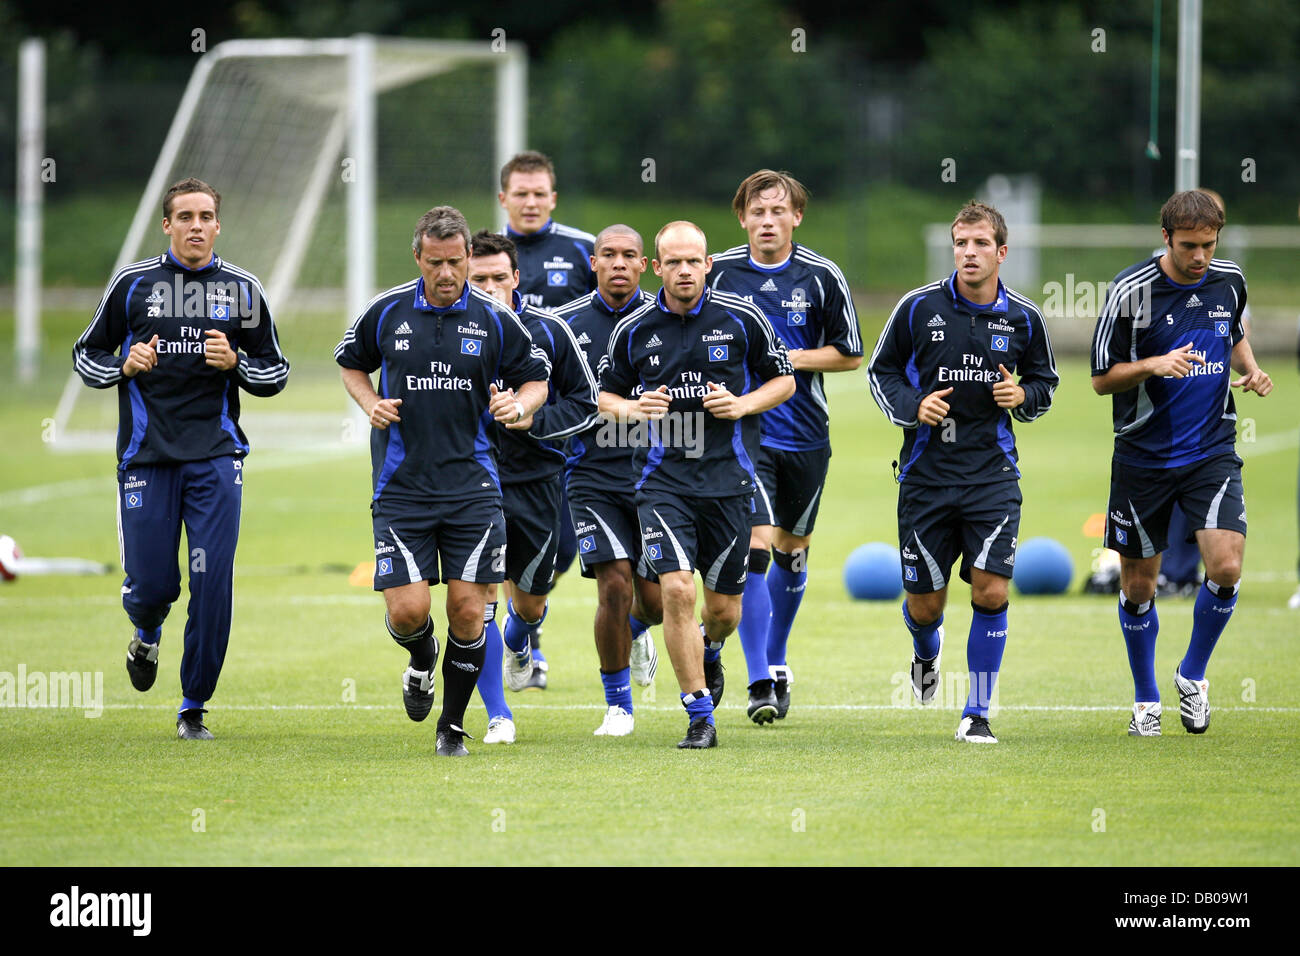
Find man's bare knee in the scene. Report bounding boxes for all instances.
[906,591,945,626]
[773,528,811,553]
[512,591,547,622]
[703,593,741,632]
[385,587,430,634]
[444,585,488,638]
[596,563,634,614]
[1118,559,1159,604]
[633,579,664,625]
[1205,559,1241,587]
[660,573,697,611]
[971,579,1009,610]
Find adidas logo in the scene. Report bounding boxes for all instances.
[1186,294,1202,309]
[759,278,778,292]
[394,322,413,335]
[645,334,663,348]
[576,332,591,345]
[928,314,945,327]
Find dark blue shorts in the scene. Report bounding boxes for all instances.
[1105,452,1247,558]
[502,476,561,595]
[371,496,506,590]
[636,490,750,595]
[568,486,656,581]
[751,444,831,534]
[897,480,1022,593]
[554,484,578,575]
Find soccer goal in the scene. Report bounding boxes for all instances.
[53,35,526,452]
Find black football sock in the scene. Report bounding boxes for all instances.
[387,615,436,671]
[439,627,486,729]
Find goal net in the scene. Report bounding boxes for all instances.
[54,35,526,452]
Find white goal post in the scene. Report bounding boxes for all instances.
[52,35,527,452]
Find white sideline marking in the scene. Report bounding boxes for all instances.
[6,589,1298,609]
[0,476,109,508]
[1239,430,1299,458]
[0,447,353,508]
[0,592,603,608]
[89,703,1300,714]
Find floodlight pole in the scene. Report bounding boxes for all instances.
[1174,0,1201,192]
[16,38,44,384]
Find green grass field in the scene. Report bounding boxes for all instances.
[1,308,1298,866]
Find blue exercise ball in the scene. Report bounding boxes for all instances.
[1012,537,1074,595]
[844,542,903,600]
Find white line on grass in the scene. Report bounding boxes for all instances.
[0,593,603,607]
[93,703,1300,713]
[0,477,109,508]
[1239,430,1299,458]
[12,591,1297,609]
[0,447,354,509]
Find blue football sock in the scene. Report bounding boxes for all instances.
[629,614,650,641]
[700,622,723,664]
[738,565,772,686]
[1180,580,1238,681]
[476,614,512,721]
[136,626,161,646]
[1118,590,1160,701]
[180,696,205,715]
[766,548,807,667]
[503,598,545,655]
[902,601,943,661]
[682,689,715,726]
[963,603,1008,718]
[602,667,633,713]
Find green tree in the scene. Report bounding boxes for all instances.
[534,0,850,198]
